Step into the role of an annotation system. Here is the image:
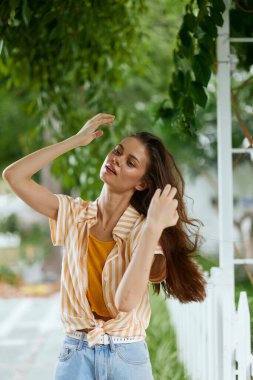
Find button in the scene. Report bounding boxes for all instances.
[107,303,112,307]
[104,276,108,281]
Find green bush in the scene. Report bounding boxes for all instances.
[0,265,21,285]
[0,213,19,233]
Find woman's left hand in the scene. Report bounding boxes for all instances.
[146,184,179,232]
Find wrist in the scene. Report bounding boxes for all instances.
[144,220,162,239]
[64,135,82,149]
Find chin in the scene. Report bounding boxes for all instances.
[99,170,112,184]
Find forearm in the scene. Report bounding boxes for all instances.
[115,222,162,312]
[2,135,80,184]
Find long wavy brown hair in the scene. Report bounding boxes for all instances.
[128,131,207,303]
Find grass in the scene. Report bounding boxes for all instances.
[147,287,190,380]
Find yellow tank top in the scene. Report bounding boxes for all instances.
[86,232,116,318]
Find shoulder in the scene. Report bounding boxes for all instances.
[54,193,89,218]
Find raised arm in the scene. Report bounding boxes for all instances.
[115,184,178,312]
[2,113,115,220]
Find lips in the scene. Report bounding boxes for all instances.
[105,164,117,175]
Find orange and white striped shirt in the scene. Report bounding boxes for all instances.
[49,194,166,347]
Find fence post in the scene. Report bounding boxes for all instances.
[235,291,252,379]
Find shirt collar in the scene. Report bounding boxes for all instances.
[75,197,143,241]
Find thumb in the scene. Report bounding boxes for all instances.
[94,130,103,138]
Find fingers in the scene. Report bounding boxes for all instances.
[91,113,116,122]
[89,115,115,129]
[173,210,179,223]
[172,198,179,210]
[97,113,115,118]
[91,119,113,127]
[159,184,177,199]
[159,185,178,213]
[94,130,104,138]
[154,188,162,198]
[167,187,177,201]
[154,185,177,200]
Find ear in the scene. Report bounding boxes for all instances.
[135,180,148,192]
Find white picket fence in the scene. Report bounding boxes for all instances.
[167,266,253,380]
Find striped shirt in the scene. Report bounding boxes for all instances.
[49,194,166,347]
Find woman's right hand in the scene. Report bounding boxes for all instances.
[75,113,116,146]
[146,184,179,233]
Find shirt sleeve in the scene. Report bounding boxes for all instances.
[48,194,81,247]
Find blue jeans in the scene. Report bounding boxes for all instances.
[54,332,154,380]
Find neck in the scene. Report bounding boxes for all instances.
[97,186,133,230]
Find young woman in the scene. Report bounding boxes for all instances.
[2,113,207,380]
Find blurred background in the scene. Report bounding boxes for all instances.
[0,0,252,379]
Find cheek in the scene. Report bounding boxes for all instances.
[123,168,140,181]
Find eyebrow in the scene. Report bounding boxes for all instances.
[117,144,140,164]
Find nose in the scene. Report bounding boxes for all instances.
[111,156,119,166]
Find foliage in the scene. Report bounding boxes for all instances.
[0,213,19,233]
[150,0,253,182]
[0,0,189,197]
[0,213,51,264]
[155,0,226,138]
[0,0,146,93]
[0,0,150,195]
[1,0,252,195]
[0,86,42,173]
[155,0,253,142]
[230,2,253,71]
[0,264,21,284]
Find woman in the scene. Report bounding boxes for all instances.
[2,113,207,380]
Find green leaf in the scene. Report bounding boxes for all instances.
[183,13,197,32]
[10,0,21,10]
[170,70,185,102]
[198,35,216,65]
[197,0,205,9]
[191,81,207,107]
[41,11,58,26]
[182,96,194,117]
[192,54,211,87]
[184,70,192,92]
[212,0,226,13]
[49,23,64,40]
[22,0,32,26]
[157,106,176,121]
[210,7,224,27]
[194,25,206,39]
[0,40,3,55]
[176,70,185,92]
[200,15,217,38]
[179,26,192,47]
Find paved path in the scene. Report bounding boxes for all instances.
[0,293,65,380]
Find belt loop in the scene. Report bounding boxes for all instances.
[107,334,115,352]
[77,332,86,351]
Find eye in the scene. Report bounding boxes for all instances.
[113,147,135,167]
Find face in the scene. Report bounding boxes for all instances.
[100,137,149,194]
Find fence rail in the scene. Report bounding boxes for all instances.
[167,267,253,380]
